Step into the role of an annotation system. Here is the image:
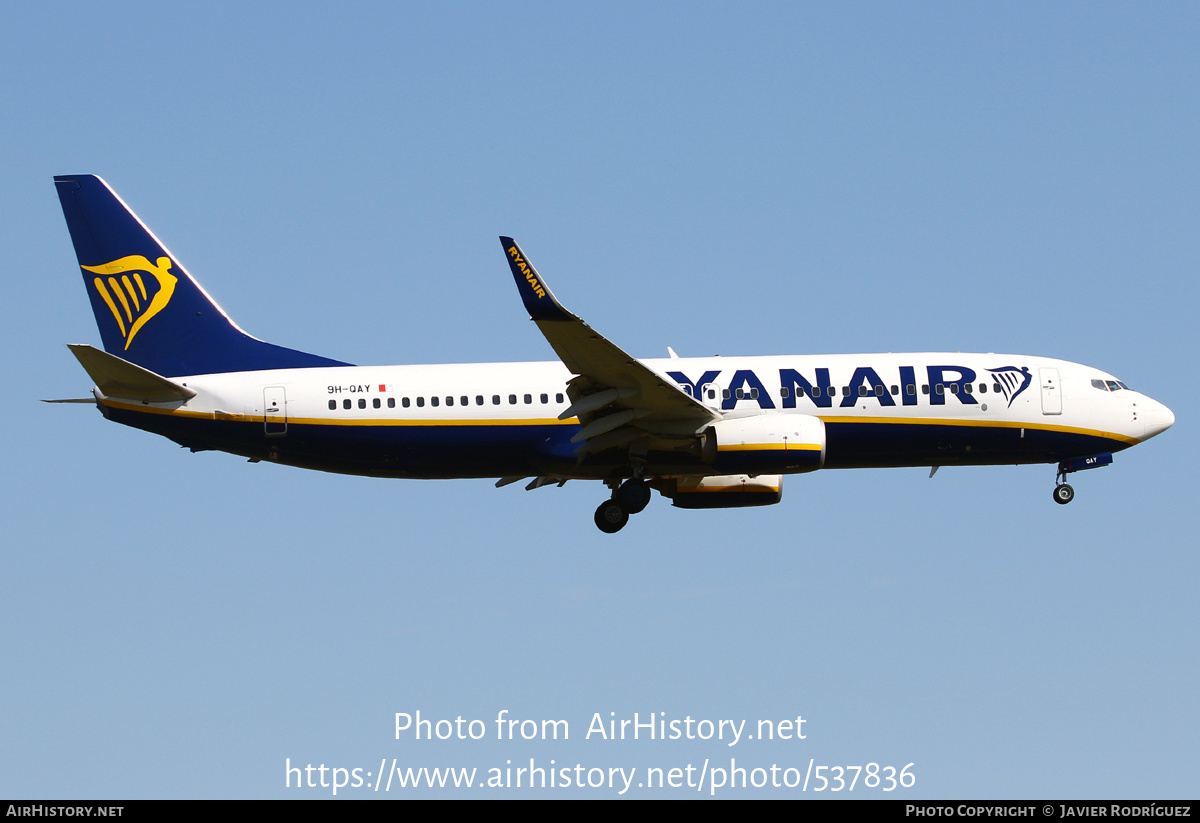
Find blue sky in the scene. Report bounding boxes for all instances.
[2,2,1197,798]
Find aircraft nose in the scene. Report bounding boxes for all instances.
[1142,398,1175,440]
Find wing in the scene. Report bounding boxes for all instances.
[500,237,718,457]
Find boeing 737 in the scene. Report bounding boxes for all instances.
[51,175,1175,532]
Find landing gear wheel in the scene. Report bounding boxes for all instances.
[1053,483,1075,505]
[615,479,651,514]
[594,500,629,533]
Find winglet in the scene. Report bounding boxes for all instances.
[499,237,573,321]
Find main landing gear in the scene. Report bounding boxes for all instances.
[593,478,651,533]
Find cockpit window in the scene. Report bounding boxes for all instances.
[1092,378,1133,392]
[1091,379,1108,391]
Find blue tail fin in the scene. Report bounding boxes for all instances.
[54,175,350,377]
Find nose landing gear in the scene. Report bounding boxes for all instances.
[1053,482,1075,505]
[1052,452,1113,505]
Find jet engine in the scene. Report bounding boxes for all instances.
[704,413,826,475]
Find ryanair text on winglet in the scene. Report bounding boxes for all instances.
[508,245,546,299]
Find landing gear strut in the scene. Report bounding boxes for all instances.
[1053,463,1075,505]
[593,478,653,533]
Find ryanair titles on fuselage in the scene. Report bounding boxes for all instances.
[665,363,1033,410]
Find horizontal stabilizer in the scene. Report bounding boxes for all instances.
[67,344,197,403]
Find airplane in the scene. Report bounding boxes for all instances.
[51,174,1175,533]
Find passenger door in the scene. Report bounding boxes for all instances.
[264,386,288,435]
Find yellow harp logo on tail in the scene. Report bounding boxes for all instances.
[82,256,178,350]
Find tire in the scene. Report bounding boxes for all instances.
[616,479,651,514]
[1053,483,1075,505]
[594,500,629,533]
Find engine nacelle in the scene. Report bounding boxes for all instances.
[656,474,784,509]
[704,414,826,475]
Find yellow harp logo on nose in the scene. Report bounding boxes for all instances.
[82,256,178,350]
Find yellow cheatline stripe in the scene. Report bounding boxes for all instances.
[287,415,578,427]
[717,443,822,452]
[99,399,578,426]
[817,415,1141,446]
[96,400,1141,445]
[681,484,781,493]
[93,278,126,337]
[108,276,133,323]
[121,275,140,311]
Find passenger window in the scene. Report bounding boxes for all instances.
[476,396,483,405]
[708,390,716,399]
[417,397,425,408]
[328,399,336,410]
[556,393,564,403]
[388,398,396,408]
[978,383,987,393]
[858,386,867,397]
[949,383,958,394]
[781,387,790,399]
[402,397,410,408]
[509,394,517,405]
[343,398,351,409]
[922,385,930,395]
[936,384,945,395]
[906,384,916,395]
[751,388,759,399]
[431,397,439,407]
[890,385,899,395]
[842,386,850,397]
[540,393,548,404]
[722,389,731,399]
[461,396,468,406]
[993,383,1001,392]
[964,383,973,394]
[493,395,501,405]
[874,385,884,396]
[373,398,381,408]
[736,388,745,399]
[524,394,532,404]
